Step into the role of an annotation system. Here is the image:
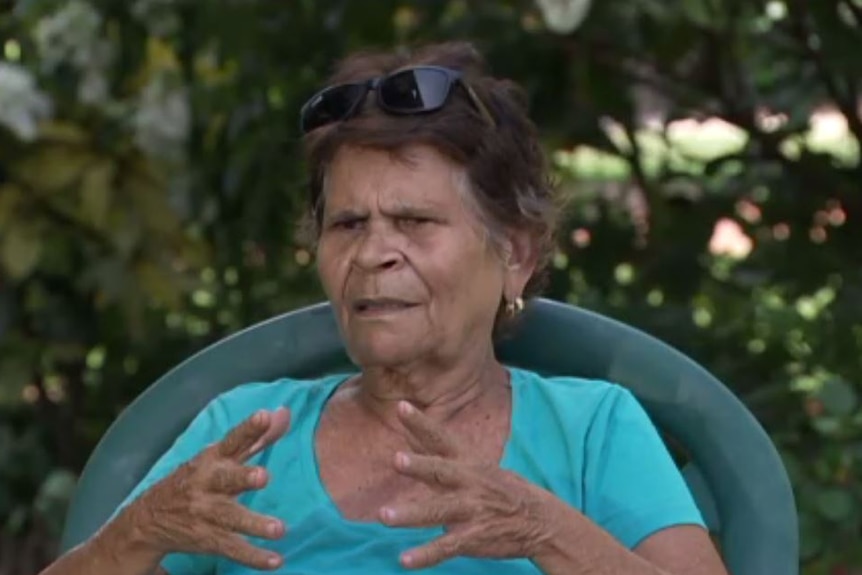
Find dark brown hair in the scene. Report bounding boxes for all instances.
[302,41,558,300]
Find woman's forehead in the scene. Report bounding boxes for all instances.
[322,146,469,208]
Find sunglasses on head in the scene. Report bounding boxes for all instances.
[299,65,495,134]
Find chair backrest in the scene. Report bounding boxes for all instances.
[60,299,798,575]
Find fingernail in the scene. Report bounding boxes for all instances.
[401,553,414,567]
[395,452,410,468]
[399,401,415,415]
[268,521,282,536]
[268,555,281,568]
[248,469,261,483]
[253,411,265,425]
[380,507,396,522]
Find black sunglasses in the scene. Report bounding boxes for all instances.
[299,65,495,134]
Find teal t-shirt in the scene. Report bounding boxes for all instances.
[116,367,704,574]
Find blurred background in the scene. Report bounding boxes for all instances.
[0,0,860,573]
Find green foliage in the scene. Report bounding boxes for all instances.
[0,0,860,572]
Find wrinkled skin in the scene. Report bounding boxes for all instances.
[380,400,556,569]
[127,409,292,570]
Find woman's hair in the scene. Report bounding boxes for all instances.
[302,41,558,300]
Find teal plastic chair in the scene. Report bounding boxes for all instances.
[60,299,798,574]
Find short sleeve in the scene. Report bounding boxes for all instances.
[583,387,705,549]
[111,398,231,575]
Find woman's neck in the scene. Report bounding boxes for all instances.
[353,353,509,433]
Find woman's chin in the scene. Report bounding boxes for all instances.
[346,334,428,369]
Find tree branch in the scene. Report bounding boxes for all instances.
[619,115,654,198]
[787,1,862,150]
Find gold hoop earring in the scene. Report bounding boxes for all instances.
[505,296,525,317]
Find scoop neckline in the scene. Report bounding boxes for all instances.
[300,367,521,532]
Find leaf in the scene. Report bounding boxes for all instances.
[34,468,79,535]
[124,165,181,237]
[107,211,143,257]
[0,357,32,405]
[38,121,90,145]
[136,261,182,309]
[80,257,128,306]
[816,487,856,522]
[4,504,29,535]
[817,378,858,417]
[80,159,116,229]
[11,144,96,193]
[1,224,43,279]
[35,469,78,505]
[799,511,824,560]
[681,0,716,28]
[0,184,23,229]
[810,415,842,436]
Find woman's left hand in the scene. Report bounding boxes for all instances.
[379,401,562,570]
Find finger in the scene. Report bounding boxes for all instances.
[396,401,460,457]
[401,533,464,570]
[216,408,292,462]
[208,499,286,541]
[208,533,284,571]
[379,494,472,528]
[208,464,269,495]
[393,452,466,488]
[217,411,271,460]
[246,407,291,459]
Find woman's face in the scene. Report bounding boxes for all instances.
[316,144,512,369]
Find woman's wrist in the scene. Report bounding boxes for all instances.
[527,493,668,575]
[93,503,166,568]
[526,491,582,565]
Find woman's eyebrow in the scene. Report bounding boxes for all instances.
[324,207,368,221]
[384,205,438,217]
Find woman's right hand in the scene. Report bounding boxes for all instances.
[124,408,292,571]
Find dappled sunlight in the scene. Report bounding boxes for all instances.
[708,218,753,259]
[666,117,748,160]
[553,108,858,185]
[736,199,762,224]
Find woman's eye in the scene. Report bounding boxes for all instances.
[332,218,364,230]
[399,216,431,227]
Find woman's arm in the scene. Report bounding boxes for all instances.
[38,409,291,575]
[38,506,165,575]
[532,499,727,575]
[378,400,728,574]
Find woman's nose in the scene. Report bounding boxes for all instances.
[353,226,403,271]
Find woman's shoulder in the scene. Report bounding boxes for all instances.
[509,366,653,441]
[509,366,627,404]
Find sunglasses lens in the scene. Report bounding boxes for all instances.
[301,83,367,132]
[380,68,451,112]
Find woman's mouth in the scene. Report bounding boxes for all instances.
[352,298,419,315]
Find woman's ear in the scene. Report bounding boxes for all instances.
[502,228,539,299]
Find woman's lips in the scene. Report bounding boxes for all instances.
[352,298,419,315]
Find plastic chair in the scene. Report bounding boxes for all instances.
[60,299,798,574]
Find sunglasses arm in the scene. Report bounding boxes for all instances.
[463,84,497,128]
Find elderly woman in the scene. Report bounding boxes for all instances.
[42,42,728,575]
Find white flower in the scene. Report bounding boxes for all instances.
[33,1,103,72]
[133,73,190,160]
[0,62,53,142]
[535,0,593,34]
[32,1,114,105]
